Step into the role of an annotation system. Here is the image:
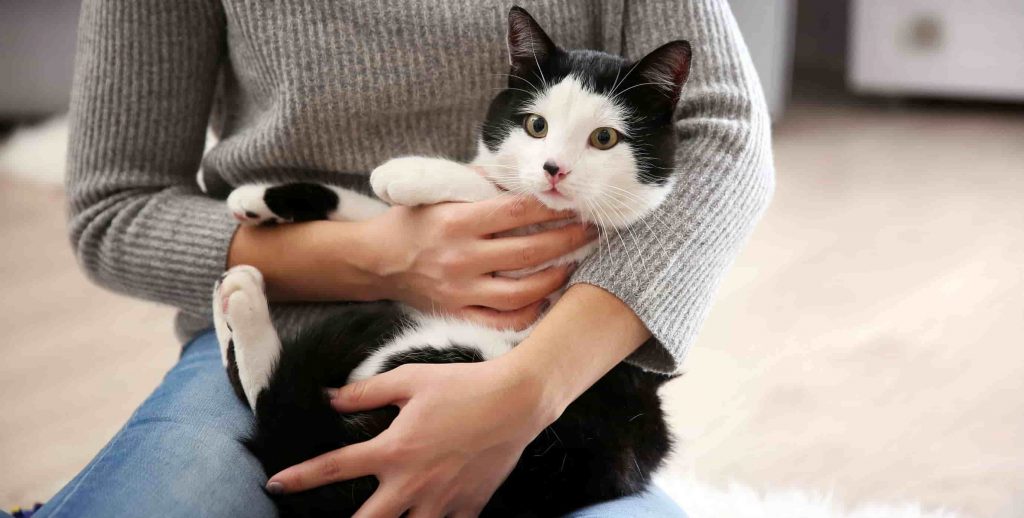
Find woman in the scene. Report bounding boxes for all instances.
[41,0,773,516]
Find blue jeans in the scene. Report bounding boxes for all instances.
[35,331,684,517]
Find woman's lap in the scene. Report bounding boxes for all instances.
[35,330,684,517]
[36,331,276,518]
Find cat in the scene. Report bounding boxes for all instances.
[213,7,691,517]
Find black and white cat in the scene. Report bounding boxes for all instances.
[213,7,691,517]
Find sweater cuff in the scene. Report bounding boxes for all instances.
[72,186,238,322]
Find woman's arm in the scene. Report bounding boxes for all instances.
[227,199,595,329]
[68,0,231,317]
[568,0,776,373]
[70,0,594,330]
[503,284,650,409]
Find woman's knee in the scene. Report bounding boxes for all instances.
[130,330,253,438]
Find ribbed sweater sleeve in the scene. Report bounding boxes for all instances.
[66,0,232,320]
[569,0,776,372]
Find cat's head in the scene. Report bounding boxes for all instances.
[480,6,691,228]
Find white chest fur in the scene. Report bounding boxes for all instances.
[347,314,527,383]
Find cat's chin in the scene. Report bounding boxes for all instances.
[533,189,578,211]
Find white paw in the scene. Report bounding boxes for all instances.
[213,265,269,365]
[370,157,500,206]
[227,185,282,225]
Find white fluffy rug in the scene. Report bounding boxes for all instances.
[656,477,962,518]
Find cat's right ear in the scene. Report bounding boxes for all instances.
[507,6,556,74]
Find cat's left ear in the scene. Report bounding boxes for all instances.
[629,40,692,109]
[506,6,556,74]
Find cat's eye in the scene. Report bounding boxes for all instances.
[589,127,619,150]
[524,114,548,138]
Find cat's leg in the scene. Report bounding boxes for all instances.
[212,265,281,411]
[227,183,388,226]
[370,157,501,206]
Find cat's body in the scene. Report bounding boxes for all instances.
[213,7,692,517]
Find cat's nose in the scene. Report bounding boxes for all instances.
[543,160,563,177]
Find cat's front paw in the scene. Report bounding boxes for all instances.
[227,185,283,225]
[371,157,499,206]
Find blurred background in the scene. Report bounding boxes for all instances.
[2,1,1022,516]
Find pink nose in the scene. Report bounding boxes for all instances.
[543,160,568,185]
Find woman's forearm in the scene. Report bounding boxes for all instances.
[227,220,387,303]
[500,283,652,418]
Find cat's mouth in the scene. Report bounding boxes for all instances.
[535,187,578,211]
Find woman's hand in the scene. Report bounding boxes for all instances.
[263,286,653,517]
[229,196,595,330]
[265,357,560,518]
[365,196,596,330]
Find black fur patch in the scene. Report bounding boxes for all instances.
[263,183,340,222]
[224,339,248,404]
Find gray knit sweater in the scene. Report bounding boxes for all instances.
[67,0,773,373]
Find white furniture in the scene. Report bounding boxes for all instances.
[849,0,1024,101]
[729,0,796,120]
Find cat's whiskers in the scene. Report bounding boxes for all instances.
[471,163,519,170]
[611,81,677,103]
[608,60,644,100]
[595,193,654,282]
[596,184,677,238]
[492,87,542,98]
[490,72,544,96]
[587,196,644,285]
[481,188,535,222]
[580,198,610,261]
[573,182,676,257]
[524,34,549,90]
[627,149,677,173]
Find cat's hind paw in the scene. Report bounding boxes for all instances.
[213,265,268,366]
[213,265,280,410]
[227,185,284,225]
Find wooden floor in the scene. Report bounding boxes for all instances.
[2,101,1022,516]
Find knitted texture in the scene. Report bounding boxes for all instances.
[67,0,774,373]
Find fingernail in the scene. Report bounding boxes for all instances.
[324,388,339,400]
[266,481,285,495]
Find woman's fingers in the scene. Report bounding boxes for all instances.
[266,440,378,494]
[330,366,415,413]
[472,223,596,273]
[461,196,574,235]
[352,483,409,518]
[450,509,485,518]
[468,266,572,311]
[407,503,447,518]
[455,299,547,331]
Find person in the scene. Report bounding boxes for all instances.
[38,1,773,516]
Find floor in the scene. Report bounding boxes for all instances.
[1,101,1022,517]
